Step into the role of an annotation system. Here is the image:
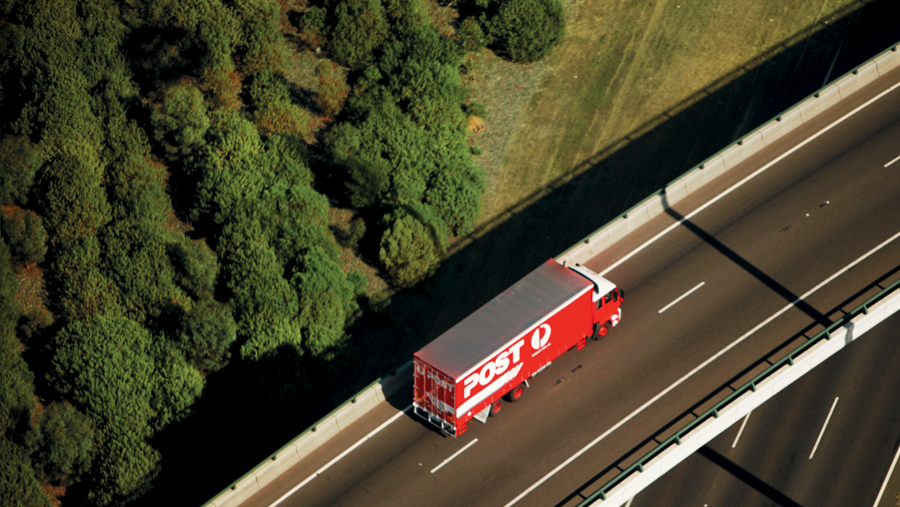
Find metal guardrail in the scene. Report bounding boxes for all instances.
[577,276,900,506]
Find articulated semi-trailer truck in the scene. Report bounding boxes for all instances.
[413,259,623,437]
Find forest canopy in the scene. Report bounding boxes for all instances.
[0,0,561,504]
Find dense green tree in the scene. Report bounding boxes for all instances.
[28,401,94,487]
[218,220,303,361]
[315,60,350,117]
[49,315,200,506]
[0,438,50,507]
[176,297,235,372]
[1,206,47,266]
[379,202,449,287]
[488,0,564,62]
[292,246,363,355]
[326,0,389,69]
[0,136,44,205]
[0,238,34,437]
[150,81,211,156]
[169,237,220,300]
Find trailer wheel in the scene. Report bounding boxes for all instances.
[489,400,502,416]
[592,322,610,340]
[505,383,525,403]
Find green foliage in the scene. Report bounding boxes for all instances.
[1,207,47,265]
[315,60,349,117]
[248,70,314,138]
[151,341,204,431]
[296,5,327,49]
[233,0,291,76]
[379,202,449,287]
[219,220,303,361]
[176,297,235,372]
[28,401,94,486]
[327,0,389,69]
[36,152,111,248]
[425,165,484,236]
[457,16,487,53]
[292,246,361,355]
[169,238,219,299]
[150,81,211,156]
[100,221,187,322]
[49,315,200,506]
[0,438,51,507]
[0,238,35,437]
[0,136,44,205]
[50,237,124,322]
[488,0,564,62]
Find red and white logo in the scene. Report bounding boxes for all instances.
[530,323,551,350]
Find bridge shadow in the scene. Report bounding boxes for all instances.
[698,446,805,507]
[136,2,900,506]
[550,262,900,507]
[662,202,833,327]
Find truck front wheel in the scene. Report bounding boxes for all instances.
[505,383,525,403]
[489,400,502,416]
[593,322,609,340]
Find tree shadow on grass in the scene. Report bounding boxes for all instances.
[132,2,900,505]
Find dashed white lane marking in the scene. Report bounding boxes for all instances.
[732,411,752,449]
[873,432,900,506]
[658,282,705,314]
[431,439,479,474]
[810,397,839,460]
[269,404,413,507]
[885,154,900,167]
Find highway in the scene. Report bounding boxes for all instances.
[629,309,900,507]
[240,68,900,507]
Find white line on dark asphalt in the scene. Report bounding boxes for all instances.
[885,154,900,167]
[270,404,413,507]
[874,435,900,506]
[503,229,900,507]
[658,282,705,314]
[431,439,479,474]
[600,78,900,278]
[732,411,752,448]
[810,397,839,460]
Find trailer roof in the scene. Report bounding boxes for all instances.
[415,260,592,380]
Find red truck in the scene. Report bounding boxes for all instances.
[413,259,623,437]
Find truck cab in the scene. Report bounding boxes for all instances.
[567,264,623,338]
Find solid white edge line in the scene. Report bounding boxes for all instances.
[810,397,839,460]
[431,438,479,474]
[269,404,413,507]
[658,282,705,314]
[873,435,900,507]
[732,411,752,449]
[885,154,900,167]
[502,229,900,507]
[624,497,634,507]
[600,79,900,278]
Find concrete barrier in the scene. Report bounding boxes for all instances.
[588,286,900,506]
[557,41,900,268]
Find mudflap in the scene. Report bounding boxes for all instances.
[473,405,490,424]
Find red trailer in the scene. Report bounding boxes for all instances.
[413,259,623,437]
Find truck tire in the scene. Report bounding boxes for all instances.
[593,322,609,340]
[505,383,525,403]
[489,400,502,416]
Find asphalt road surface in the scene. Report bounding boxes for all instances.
[240,68,900,507]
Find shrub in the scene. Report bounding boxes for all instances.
[488,0,564,62]
[379,202,449,287]
[326,0,389,69]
